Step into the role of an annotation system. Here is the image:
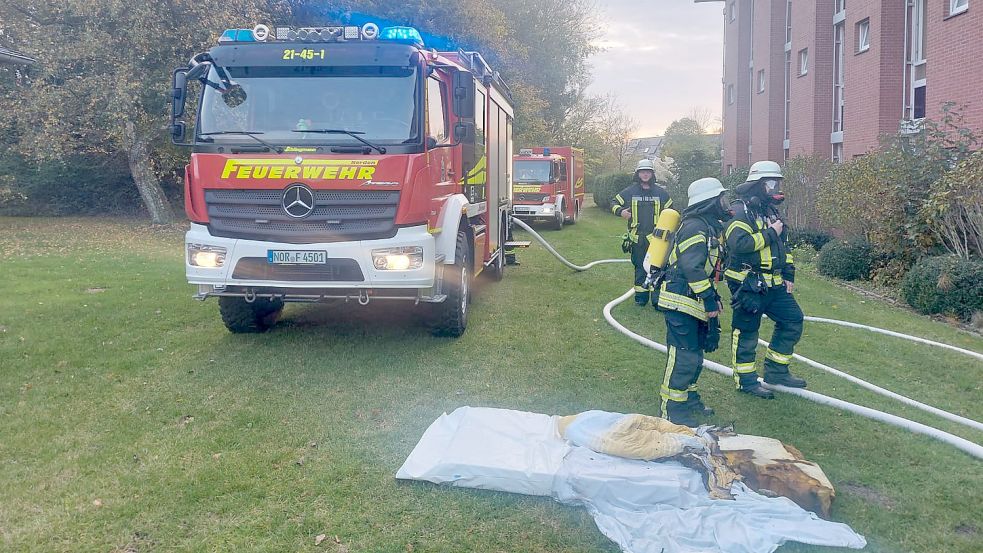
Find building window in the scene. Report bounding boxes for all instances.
[727,164,734,175]
[757,70,766,93]
[785,1,792,43]
[727,84,735,105]
[798,48,808,76]
[856,19,870,53]
[908,0,927,120]
[832,143,844,164]
[729,1,736,22]
[835,0,846,13]
[833,22,846,133]
[784,50,792,140]
[950,0,969,16]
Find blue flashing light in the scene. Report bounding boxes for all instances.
[219,29,256,43]
[380,26,424,46]
[543,148,551,156]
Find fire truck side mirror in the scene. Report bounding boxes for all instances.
[453,122,474,143]
[452,70,475,119]
[171,121,186,142]
[172,70,188,118]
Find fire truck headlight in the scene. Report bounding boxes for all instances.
[542,207,554,214]
[188,244,227,268]
[372,247,424,271]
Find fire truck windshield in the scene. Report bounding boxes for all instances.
[514,160,552,183]
[198,65,419,145]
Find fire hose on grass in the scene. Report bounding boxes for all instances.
[511,218,983,459]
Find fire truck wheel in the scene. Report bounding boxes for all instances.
[218,296,283,333]
[432,231,470,337]
[569,201,580,224]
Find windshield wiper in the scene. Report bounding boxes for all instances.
[292,129,387,154]
[199,131,282,153]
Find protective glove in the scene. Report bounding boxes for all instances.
[643,267,663,290]
[705,317,721,353]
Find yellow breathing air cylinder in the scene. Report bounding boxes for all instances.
[642,208,681,272]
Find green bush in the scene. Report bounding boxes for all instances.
[901,255,983,320]
[788,227,833,251]
[817,239,874,281]
[589,173,633,211]
[719,166,749,190]
[0,150,149,216]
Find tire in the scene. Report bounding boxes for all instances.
[218,296,284,333]
[431,231,470,337]
[553,203,564,231]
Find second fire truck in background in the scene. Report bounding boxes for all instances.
[511,147,584,230]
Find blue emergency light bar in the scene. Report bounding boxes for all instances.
[379,26,424,45]
[219,29,256,42]
[216,23,424,47]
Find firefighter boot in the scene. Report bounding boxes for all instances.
[663,401,700,427]
[740,383,775,399]
[686,391,714,417]
[763,352,807,388]
[764,371,807,388]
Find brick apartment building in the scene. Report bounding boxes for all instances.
[701,0,983,173]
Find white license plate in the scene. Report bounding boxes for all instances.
[267,250,326,264]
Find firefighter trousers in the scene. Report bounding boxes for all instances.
[630,234,652,304]
[661,309,707,419]
[727,282,804,389]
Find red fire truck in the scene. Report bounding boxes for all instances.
[169,24,515,336]
[511,146,585,230]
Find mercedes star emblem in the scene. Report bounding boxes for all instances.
[282,184,316,218]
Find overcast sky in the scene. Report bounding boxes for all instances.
[587,0,724,137]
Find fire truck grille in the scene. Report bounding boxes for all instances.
[231,257,364,282]
[515,193,548,202]
[205,189,400,244]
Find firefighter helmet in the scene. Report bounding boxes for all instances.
[687,177,727,207]
[635,159,656,173]
[746,160,783,181]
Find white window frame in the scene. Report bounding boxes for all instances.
[729,1,736,23]
[798,48,808,76]
[727,84,735,105]
[757,70,766,93]
[832,22,846,133]
[908,0,928,121]
[950,0,969,16]
[857,19,870,53]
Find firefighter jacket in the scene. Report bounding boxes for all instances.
[656,215,722,322]
[611,182,673,242]
[723,200,795,286]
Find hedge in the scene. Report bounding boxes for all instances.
[901,255,983,320]
[817,239,874,281]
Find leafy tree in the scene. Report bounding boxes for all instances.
[0,1,277,223]
[661,116,720,206]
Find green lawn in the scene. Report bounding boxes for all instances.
[1,209,981,553]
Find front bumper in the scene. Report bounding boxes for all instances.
[185,223,442,302]
[512,203,558,218]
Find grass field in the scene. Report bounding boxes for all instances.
[1,207,981,553]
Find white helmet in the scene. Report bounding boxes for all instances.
[635,159,656,173]
[687,177,727,207]
[746,160,783,181]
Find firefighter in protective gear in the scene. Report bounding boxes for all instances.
[653,177,730,427]
[724,160,807,399]
[612,159,674,305]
